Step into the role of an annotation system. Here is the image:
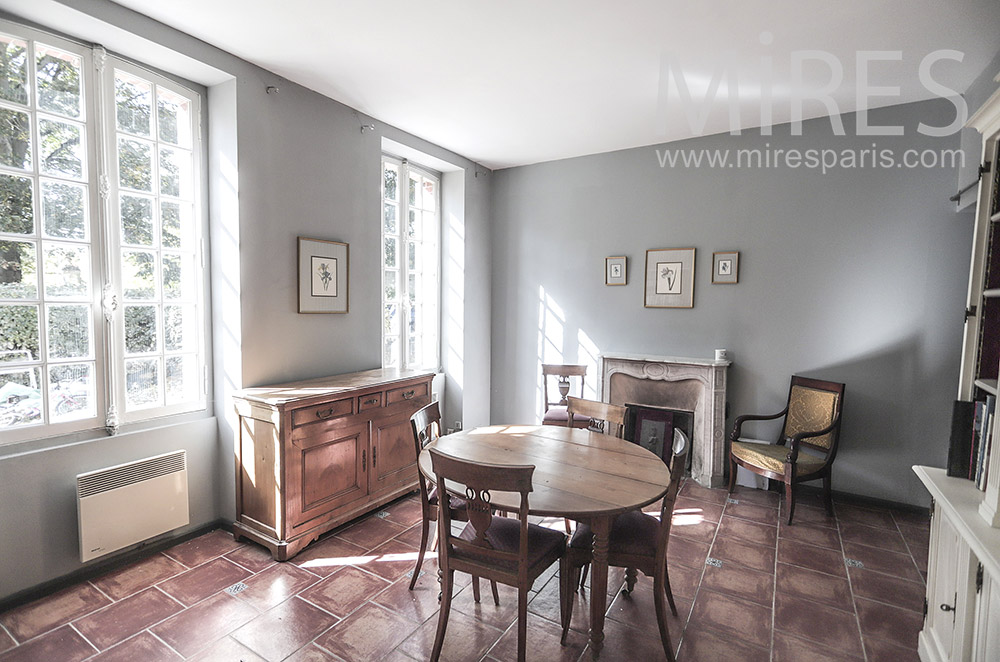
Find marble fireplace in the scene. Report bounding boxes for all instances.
[600,353,730,487]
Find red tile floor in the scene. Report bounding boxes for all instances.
[0,482,929,661]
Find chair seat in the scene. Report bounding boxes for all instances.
[458,516,566,572]
[569,510,658,557]
[542,406,591,428]
[731,440,825,474]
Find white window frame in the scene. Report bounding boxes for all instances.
[381,155,440,371]
[0,19,206,445]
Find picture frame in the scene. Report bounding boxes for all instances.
[712,251,739,284]
[605,256,627,286]
[644,248,695,308]
[298,237,349,313]
[632,407,675,463]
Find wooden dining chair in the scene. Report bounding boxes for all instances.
[409,402,498,604]
[728,376,845,524]
[429,448,567,662]
[541,364,589,428]
[560,429,689,662]
[566,396,626,438]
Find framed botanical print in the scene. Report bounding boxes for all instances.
[298,237,349,313]
[606,256,627,286]
[644,248,695,308]
[712,251,739,284]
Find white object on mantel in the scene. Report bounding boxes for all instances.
[599,352,730,488]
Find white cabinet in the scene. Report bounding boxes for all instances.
[914,466,1000,662]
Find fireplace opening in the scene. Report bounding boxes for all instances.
[623,403,695,472]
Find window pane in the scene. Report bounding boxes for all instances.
[384,303,399,336]
[43,243,90,298]
[46,304,90,359]
[0,107,32,170]
[121,250,155,300]
[159,146,190,198]
[383,336,398,369]
[383,236,397,269]
[408,176,417,205]
[383,202,396,234]
[0,304,39,361]
[156,87,191,147]
[114,71,151,136]
[0,240,37,299]
[407,334,417,366]
[120,194,153,246]
[383,164,398,202]
[41,180,87,240]
[49,362,94,421]
[39,118,84,179]
[0,35,28,106]
[407,241,417,271]
[35,44,82,119]
[408,272,418,303]
[124,304,157,354]
[384,269,397,302]
[422,179,436,212]
[164,304,195,352]
[0,173,33,234]
[118,137,152,191]
[407,209,417,239]
[160,200,191,249]
[0,367,42,428]
[125,357,160,409]
[162,253,193,300]
[408,303,417,335]
[165,354,196,404]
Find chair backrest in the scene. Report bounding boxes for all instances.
[429,448,534,574]
[566,396,626,437]
[657,429,690,550]
[410,401,442,503]
[780,376,845,454]
[541,364,587,412]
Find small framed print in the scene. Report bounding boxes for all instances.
[644,248,695,308]
[606,256,627,286]
[712,251,739,284]
[298,237,349,313]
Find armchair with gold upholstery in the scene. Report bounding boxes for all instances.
[728,376,845,524]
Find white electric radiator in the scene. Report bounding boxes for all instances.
[77,450,190,562]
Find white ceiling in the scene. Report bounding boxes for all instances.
[94,1,1000,168]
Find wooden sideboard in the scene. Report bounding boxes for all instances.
[232,368,433,560]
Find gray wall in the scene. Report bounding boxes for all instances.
[491,99,971,506]
[0,0,493,601]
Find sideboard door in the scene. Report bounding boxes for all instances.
[289,421,369,531]
[370,409,420,496]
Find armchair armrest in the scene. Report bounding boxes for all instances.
[784,413,842,464]
[729,408,789,443]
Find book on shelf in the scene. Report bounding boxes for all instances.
[978,395,995,490]
[948,400,976,479]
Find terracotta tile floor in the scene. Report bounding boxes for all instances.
[0,482,929,661]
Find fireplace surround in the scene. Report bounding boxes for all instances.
[600,353,730,487]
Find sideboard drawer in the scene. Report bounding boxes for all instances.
[358,393,383,411]
[292,398,354,427]
[387,381,427,406]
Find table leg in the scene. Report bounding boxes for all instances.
[589,516,610,657]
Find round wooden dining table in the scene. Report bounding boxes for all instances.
[417,424,672,656]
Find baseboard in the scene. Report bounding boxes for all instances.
[0,519,230,613]
[795,483,930,516]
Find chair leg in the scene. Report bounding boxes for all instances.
[653,569,676,662]
[623,567,638,595]
[579,563,589,590]
[430,569,454,662]
[564,517,573,534]
[559,556,575,645]
[472,576,481,603]
[784,479,795,525]
[517,587,529,662]
[823,470,834,516]
[409,516,430,590]
[490,579,500,606]
[727,456,738,493]
[663,562,678,616]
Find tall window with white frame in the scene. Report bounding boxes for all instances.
[0,21,205,442]
[381,156,439,371]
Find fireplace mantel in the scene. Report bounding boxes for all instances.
[600,353,730,487]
